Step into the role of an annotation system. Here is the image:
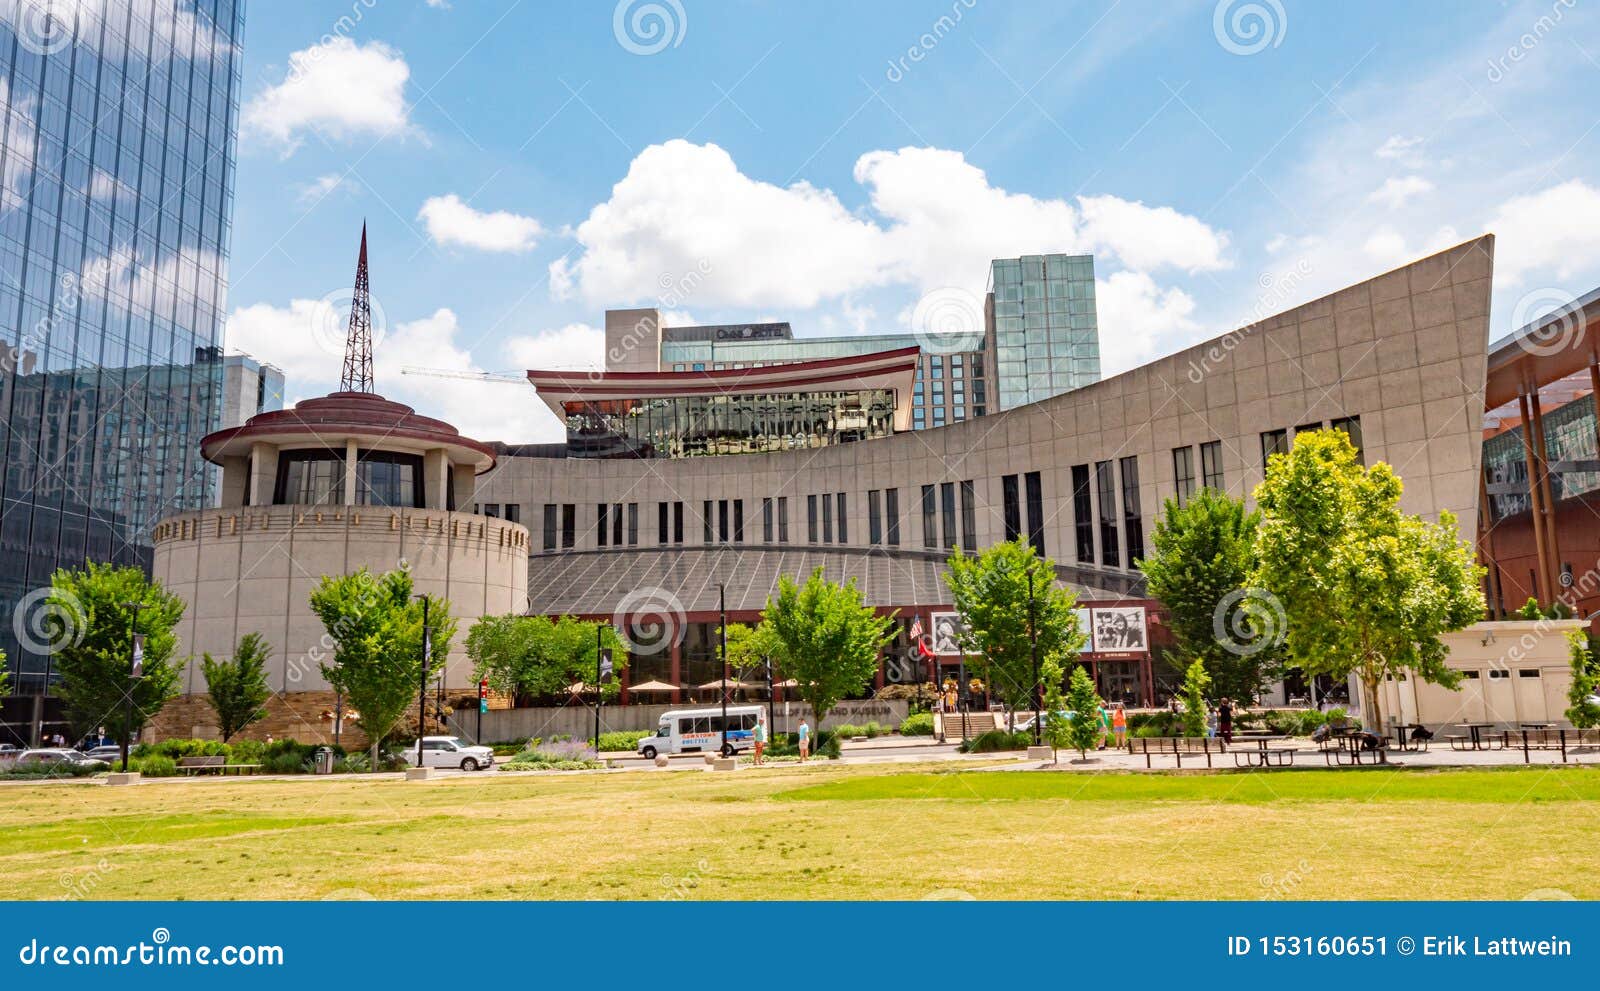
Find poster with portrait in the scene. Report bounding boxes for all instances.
[1074,608,1092,652]
[1091,606,1148,653]
[929,612,968,656]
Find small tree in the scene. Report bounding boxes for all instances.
[1141,488,1281,701]
[200,632,273,741]
[1063,666,1104,760]
[1565,631,1600,729]
[757,568,896,729]
[945,540,1085,718]
[49,562,184,749]
[1253,429,1484,731]
[1039,654,1071,762]
[1179,658,1210,738]
[310,567,457,762]
[467,614,627,701]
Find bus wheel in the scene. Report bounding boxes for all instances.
[721,743,736,757]
[641,746,658,760]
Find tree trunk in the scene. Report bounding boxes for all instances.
[1361,674,1383,734]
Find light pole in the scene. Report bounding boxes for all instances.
[119,601,147,772]
[1028,567,1042,746]
[717,582,729,756]
[415,594,431,769]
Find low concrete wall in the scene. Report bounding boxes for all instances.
[453,699,909,744]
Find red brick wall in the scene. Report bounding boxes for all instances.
[1482,493,1600,623]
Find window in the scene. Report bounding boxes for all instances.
[504,504,520,524]
[627,503,638,546]
[763,498,774,543]
[940,482,957,549]
[733,500,744,543]
[885,488,901,546]
[1172,447,1194,506]
[703,501,714,543]
[658,502,669,544]
[613,503,624,546]
[597,504,609,547]
[778,496,789,542]
[1024,471,1045,555]
[1460,670,1481,679]
[808,494,819,543]
[921,484,937,548]
[1261,429,1289,467]
[718,500,730,542]
[1002,474,1022,542]
[542,504,557,551]
[959,480,976,551]
[836,493,847,543]
[821,493,833,543]
[1488,669,1509,680]
[1295,421,1324,437]
[1095,461,1119,567]
[1120,457,1144,566]
[1200,440,1223,490]
[868,489,883,544]
[1331,415,1364,462]
[1519,669,1541,678]
[273,449,344,506]
[355,452,424,507]
[561,504,576,548]
[673,502,684,543]
[1071,465,1093,562]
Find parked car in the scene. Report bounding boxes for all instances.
[83,745,125,765]
[1013,710,1071,734]
[409,736,495,771]
[13,749,110,771]
[0,743,23,768]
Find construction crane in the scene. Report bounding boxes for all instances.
[400,366,528,386]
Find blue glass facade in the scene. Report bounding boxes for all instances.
[0,1,244,691]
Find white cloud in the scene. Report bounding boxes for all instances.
[1366,175,1434,210]
[297,173,355,204]
[503,322,606,373]
[1093,270,1199,376]
[1362,227,1409,266]
[1375,135,1425,166]
[243,38,412,153]
[425,0,452,7]
[1485,179,1600,285]
[552,140,1228,325]
[418,194,544,253]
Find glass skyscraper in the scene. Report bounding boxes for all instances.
[0,1,244,692]
[988,253,1101,408]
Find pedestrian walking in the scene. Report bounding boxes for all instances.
[1218,697,1234,745]
[752,713,767,765]
[1112,703,1128,748]
[1205,706,1218,739]
[797,719,811,762]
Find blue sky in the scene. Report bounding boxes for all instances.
[224,0,1600,442]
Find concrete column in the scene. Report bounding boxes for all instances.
[249,442,278,505]
[343,437,358,506]
[669,639,682,705]
[1516,391,1551,604]
[423,449,447,510]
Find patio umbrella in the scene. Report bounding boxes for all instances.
[629,679,678,693]
[565,680,593,694]
[774,678,798,688]
[698,677,753,690]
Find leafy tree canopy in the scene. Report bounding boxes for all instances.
[945,539,1085,712]
[467,614,628,701]
[200,632,273,742]
[1063,665,1105,759]
[1565,631,1600,729]
[1252,429,1483,730]
[757,568,895,726]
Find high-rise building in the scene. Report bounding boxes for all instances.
[220,352,283,430]
[987,253,1101,408]
[0,2,245,693]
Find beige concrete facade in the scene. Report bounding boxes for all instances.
[151,505,528,695]
[476,238,1494,579]
[1379,620,1584,729]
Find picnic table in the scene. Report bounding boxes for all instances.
[1323,729,1388,766]
[1390,723,1428,751]
[1230,734,1297,768]
[1448,722,1501,751]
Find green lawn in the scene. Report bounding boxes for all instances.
[4,764,1597,900]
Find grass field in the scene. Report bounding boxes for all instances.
[4,763,1598,900]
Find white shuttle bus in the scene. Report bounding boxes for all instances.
[637,705,764,759]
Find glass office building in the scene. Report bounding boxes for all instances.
[989,253,1101,408]
[0,1,244,691]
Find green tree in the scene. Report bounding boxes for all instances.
[945,539,1086,716]
[1141,488,1281,701]
[1039,654,1071,762]
[756,568,895,729]
[309,568,457,761]
[1253,429,1484,732]
[200,632,273,742]
[1179,658,1210,738]
[466,614,627,700]
[1063,666,1104,759]
[0,648,9,698]
[1565,630,1600,729]
[48,562,184,748]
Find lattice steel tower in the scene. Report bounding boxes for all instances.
[341,223,376,392]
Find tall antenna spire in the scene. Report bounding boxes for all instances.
[341,222,375,392]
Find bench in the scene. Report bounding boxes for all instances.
[1232,746,1298,768]
[176,755,259,776]
[1128,737,1223,768]
[1322,735,1388,766]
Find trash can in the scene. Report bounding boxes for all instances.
[314,747,335,775]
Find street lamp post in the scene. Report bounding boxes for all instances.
[119,601,147,772]
[1028,568,1042,746]
[415,594,431,769]
[717,582,729,757]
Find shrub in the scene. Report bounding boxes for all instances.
[332,753,370,773]
[500,740,602,771]
[1,760,102,779]
[833,723,865,738]
[864,721,884,738]
[263,753,309,775]
[900,712,935,736]
[958,729,1032,753]
[594,730,651,752]
[131,754,177,777]
[133,738,229,760]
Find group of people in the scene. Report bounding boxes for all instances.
[1168,695,1239,743]
[748,714,810,765]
